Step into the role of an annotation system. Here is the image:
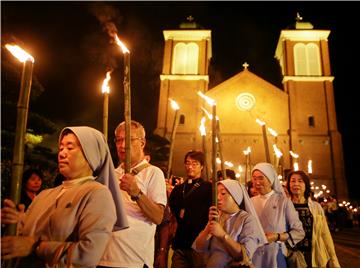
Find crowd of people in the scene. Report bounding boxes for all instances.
[1,120,347,268]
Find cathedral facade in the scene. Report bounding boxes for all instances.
[155,19,348,200]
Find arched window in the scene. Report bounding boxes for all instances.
[171,42,199,74]
[308,115,315,128]
[307,44,321,75]
[179,114,185,125]
[294,43,321,76]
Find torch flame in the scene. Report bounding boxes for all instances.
[268,127,278,137]
[293,162,299,171]
[308,160,313,174]
[199,118,206,136]
[5,44,34,63]
[197,91,216,106]
[224,161,234,168]
[101,71,112,94]
[273,144,283,158]
[114,34,130,54]
[243,146,251,155]
[201,107,213,120]
[201,116,206,124]
[256,118,265,126]
[169,98,180,110]
[290,151,299,158]
[201,107,219,121]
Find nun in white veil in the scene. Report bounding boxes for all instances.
[193,179,267,268]
[250,162,305,268]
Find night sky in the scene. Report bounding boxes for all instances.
[2,1,359,201]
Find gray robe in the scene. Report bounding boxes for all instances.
[252,193,305,268]
[18,179,117,267]
[193,210,263,268]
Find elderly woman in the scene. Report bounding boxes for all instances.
[287,170,340,268]
[251,162,305,268]
[193,179,267,268]
[1,126,128,267]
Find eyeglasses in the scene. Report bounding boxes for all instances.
[185,161,200,167]
[114,137,143,144]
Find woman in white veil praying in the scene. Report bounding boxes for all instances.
[193,179,267,268]
[1,126,128,267]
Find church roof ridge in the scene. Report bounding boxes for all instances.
[206,67,284,98]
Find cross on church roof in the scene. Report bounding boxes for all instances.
[187,15,194,22]
[242,62,249,70]
[296,12,303,22]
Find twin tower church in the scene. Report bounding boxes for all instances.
[153,16,348,200]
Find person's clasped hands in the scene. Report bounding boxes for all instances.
[205,206,226,239]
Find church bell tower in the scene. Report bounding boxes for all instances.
[275,14,348,199]
[155,17,212,176]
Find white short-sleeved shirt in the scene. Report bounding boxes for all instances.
[99,160,167,268]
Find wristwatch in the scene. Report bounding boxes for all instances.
[130,190,143,201]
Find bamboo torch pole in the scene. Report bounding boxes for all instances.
[166,99,180,178]
[115,35,132,173]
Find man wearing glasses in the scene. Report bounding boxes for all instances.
[168,150,212,268]
[99,120,167,268]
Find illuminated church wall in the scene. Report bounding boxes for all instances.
[155,20,348,199]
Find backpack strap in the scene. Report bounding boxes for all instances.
[131,162,151,175]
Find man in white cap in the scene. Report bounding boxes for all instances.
[250,162,305,268]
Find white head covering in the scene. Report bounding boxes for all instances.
[59,126,129,231]
[218,179,267,244]
[251,162,285,196]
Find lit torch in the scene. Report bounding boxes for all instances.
[5,44,34,237]
[268,127,278,144]
[201,107,225,179]
[199,117,209,179]
[308,160,313,174]
[290,150,300,171]
[268,127,278,165]
[198,91,218,207]
[166,99,180,178]
[101,70,112,141]
[273,144,283,171]
[215,116,226,180]
[238,165,243,183]
[256,118,271,163]
[114,35,131,173]
[243,146,251,184]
